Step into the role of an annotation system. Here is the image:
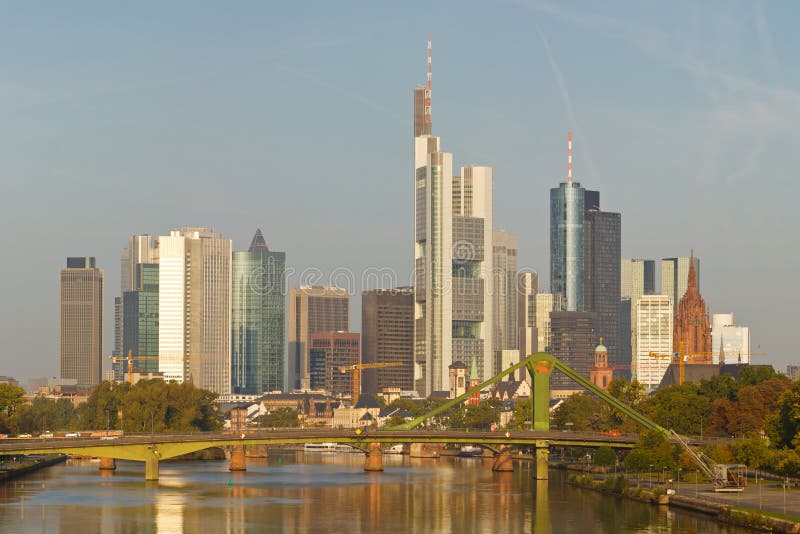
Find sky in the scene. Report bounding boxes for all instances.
[1,1,798,384]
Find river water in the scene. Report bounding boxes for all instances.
[0,453,749,533]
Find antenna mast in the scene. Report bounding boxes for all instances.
[425,37,432,129]
[567,132,573,183]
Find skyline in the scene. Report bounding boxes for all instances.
[1,1,798,382]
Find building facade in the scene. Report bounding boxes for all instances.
[157,227,232,394]
[711,313,750,364]
[517,272,538,360]
[550,179,586,312]
[584,209,621,365]
[60,257,104,386]
[309,332,360,396]
[231,229,286,395]
[621,259,655,370]
[549,311,598,393]
[123,263,159,374]
[535,293,562,353]
[361,287,414,394]
[492,230,519,372]
[288,285,349,391]
[634,294,673,390]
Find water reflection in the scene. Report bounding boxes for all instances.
[0,454,752,534]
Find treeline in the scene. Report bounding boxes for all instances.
[0,380,223,434]
[536,367,800,477]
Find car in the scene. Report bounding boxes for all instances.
[100,436,118,440]
[17,433,32,438]
[40,432,54,439]
[65,432,79,438]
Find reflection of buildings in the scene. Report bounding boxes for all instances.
[155,492,185,533]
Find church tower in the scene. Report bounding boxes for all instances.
[673,250,712,362]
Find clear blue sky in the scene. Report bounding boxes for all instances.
[1,1,797,384]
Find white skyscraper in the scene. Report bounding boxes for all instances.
[634,294,673,390]
[534,293,562,353]
[711,313,750,364]
[517,272,538,360]
[158,228,231,394]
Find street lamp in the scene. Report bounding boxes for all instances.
[677,468,682,493]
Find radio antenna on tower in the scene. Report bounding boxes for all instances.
[567,132,573,183]
[425,37,432,129]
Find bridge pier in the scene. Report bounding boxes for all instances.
[145,456,159,481]
[99,457,116,471]
[409,443,440,458]
[229,445,247,471]
[492,445,514,472]
[364,443,383,472]
[534,440,549,480]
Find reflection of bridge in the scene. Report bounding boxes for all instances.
[0,353,690,481]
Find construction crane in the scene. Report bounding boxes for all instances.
[340,362,403,406]
[649,343,767,386]
[108,350,159,383]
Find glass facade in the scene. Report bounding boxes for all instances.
[584,210,621,365]
[231,240,286,394]
[122,263,159,374]
[550,182,585,312]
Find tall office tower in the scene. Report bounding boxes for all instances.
[584,190,600,214]
[309,332,360,396]
[361,287,414,394]
[634,295,673,390]
[549,311,598,393]
[711,313,750,364]
[517,272,538,360]
[584,209,621,365]
[620,259,655,367]
[123,263,159,374]
[288,285,349,391]
[551,133,586,312]
[493,231,519,368]
[674,254,711,362]
[412,41,494,395]
[661,256,700,313]
[60,257,104,385]
[413,38,432,137]
[535,293,562,353]
[157,228,231,394]
[116,235,158,374]
[618,298,632,369]
[231,229,286,394]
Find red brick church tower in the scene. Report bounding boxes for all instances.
[673,251,711,363]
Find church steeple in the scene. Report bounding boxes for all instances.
[718,334,725,365]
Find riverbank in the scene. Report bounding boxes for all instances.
[569,474,800,533]
[0,454,67,482]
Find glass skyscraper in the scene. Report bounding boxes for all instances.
[231,229,286,394]
[123,263,159,373]
[550,181,585,311]
[584,209,621,365]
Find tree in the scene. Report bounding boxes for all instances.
[551,393,608,431]
[737,366,784,387]
[464,403,499,430]
[509,398,531,430]
[642,382,710,435]
[766,380,800,448]
[0,383,25,417]
[257,408,299,428]
[594,446,616,466]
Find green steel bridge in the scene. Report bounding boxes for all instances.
[0,353,687,481]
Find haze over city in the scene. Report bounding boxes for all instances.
[1,0,798,382]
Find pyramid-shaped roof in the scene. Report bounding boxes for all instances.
[248,229,269,253]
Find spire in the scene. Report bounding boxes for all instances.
[686,249,698,294]
[718,334,725,365]
[425,37,432,131]
[248,229,269,253]
[567,132,573,183]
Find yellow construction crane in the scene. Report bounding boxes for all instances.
[108,349,159,383]
[340,362,403,406]
[649,343,767,386]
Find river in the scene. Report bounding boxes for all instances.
[0,452,750,533]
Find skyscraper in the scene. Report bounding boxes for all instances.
[549,311,598,393]
[517,272,538,360]
[535,292,562,353]
[60,257,103,385]
[621,259,655,366]
[157,227,232,394]
[551,133,586,312]
[493,230,519,370]
[674,253,711,361]
[711,313,750,364]
[361,288,414,394]
[634,294,673,390]
[231,229,286,394]
[309,332,360,396]
[584,209,621,365]
[116,235,157,378]
[661,256,700,313]
[123,263,159,374]
[288,285,349,391]
[413,42,494,396]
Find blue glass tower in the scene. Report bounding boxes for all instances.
[550,181,586,312]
